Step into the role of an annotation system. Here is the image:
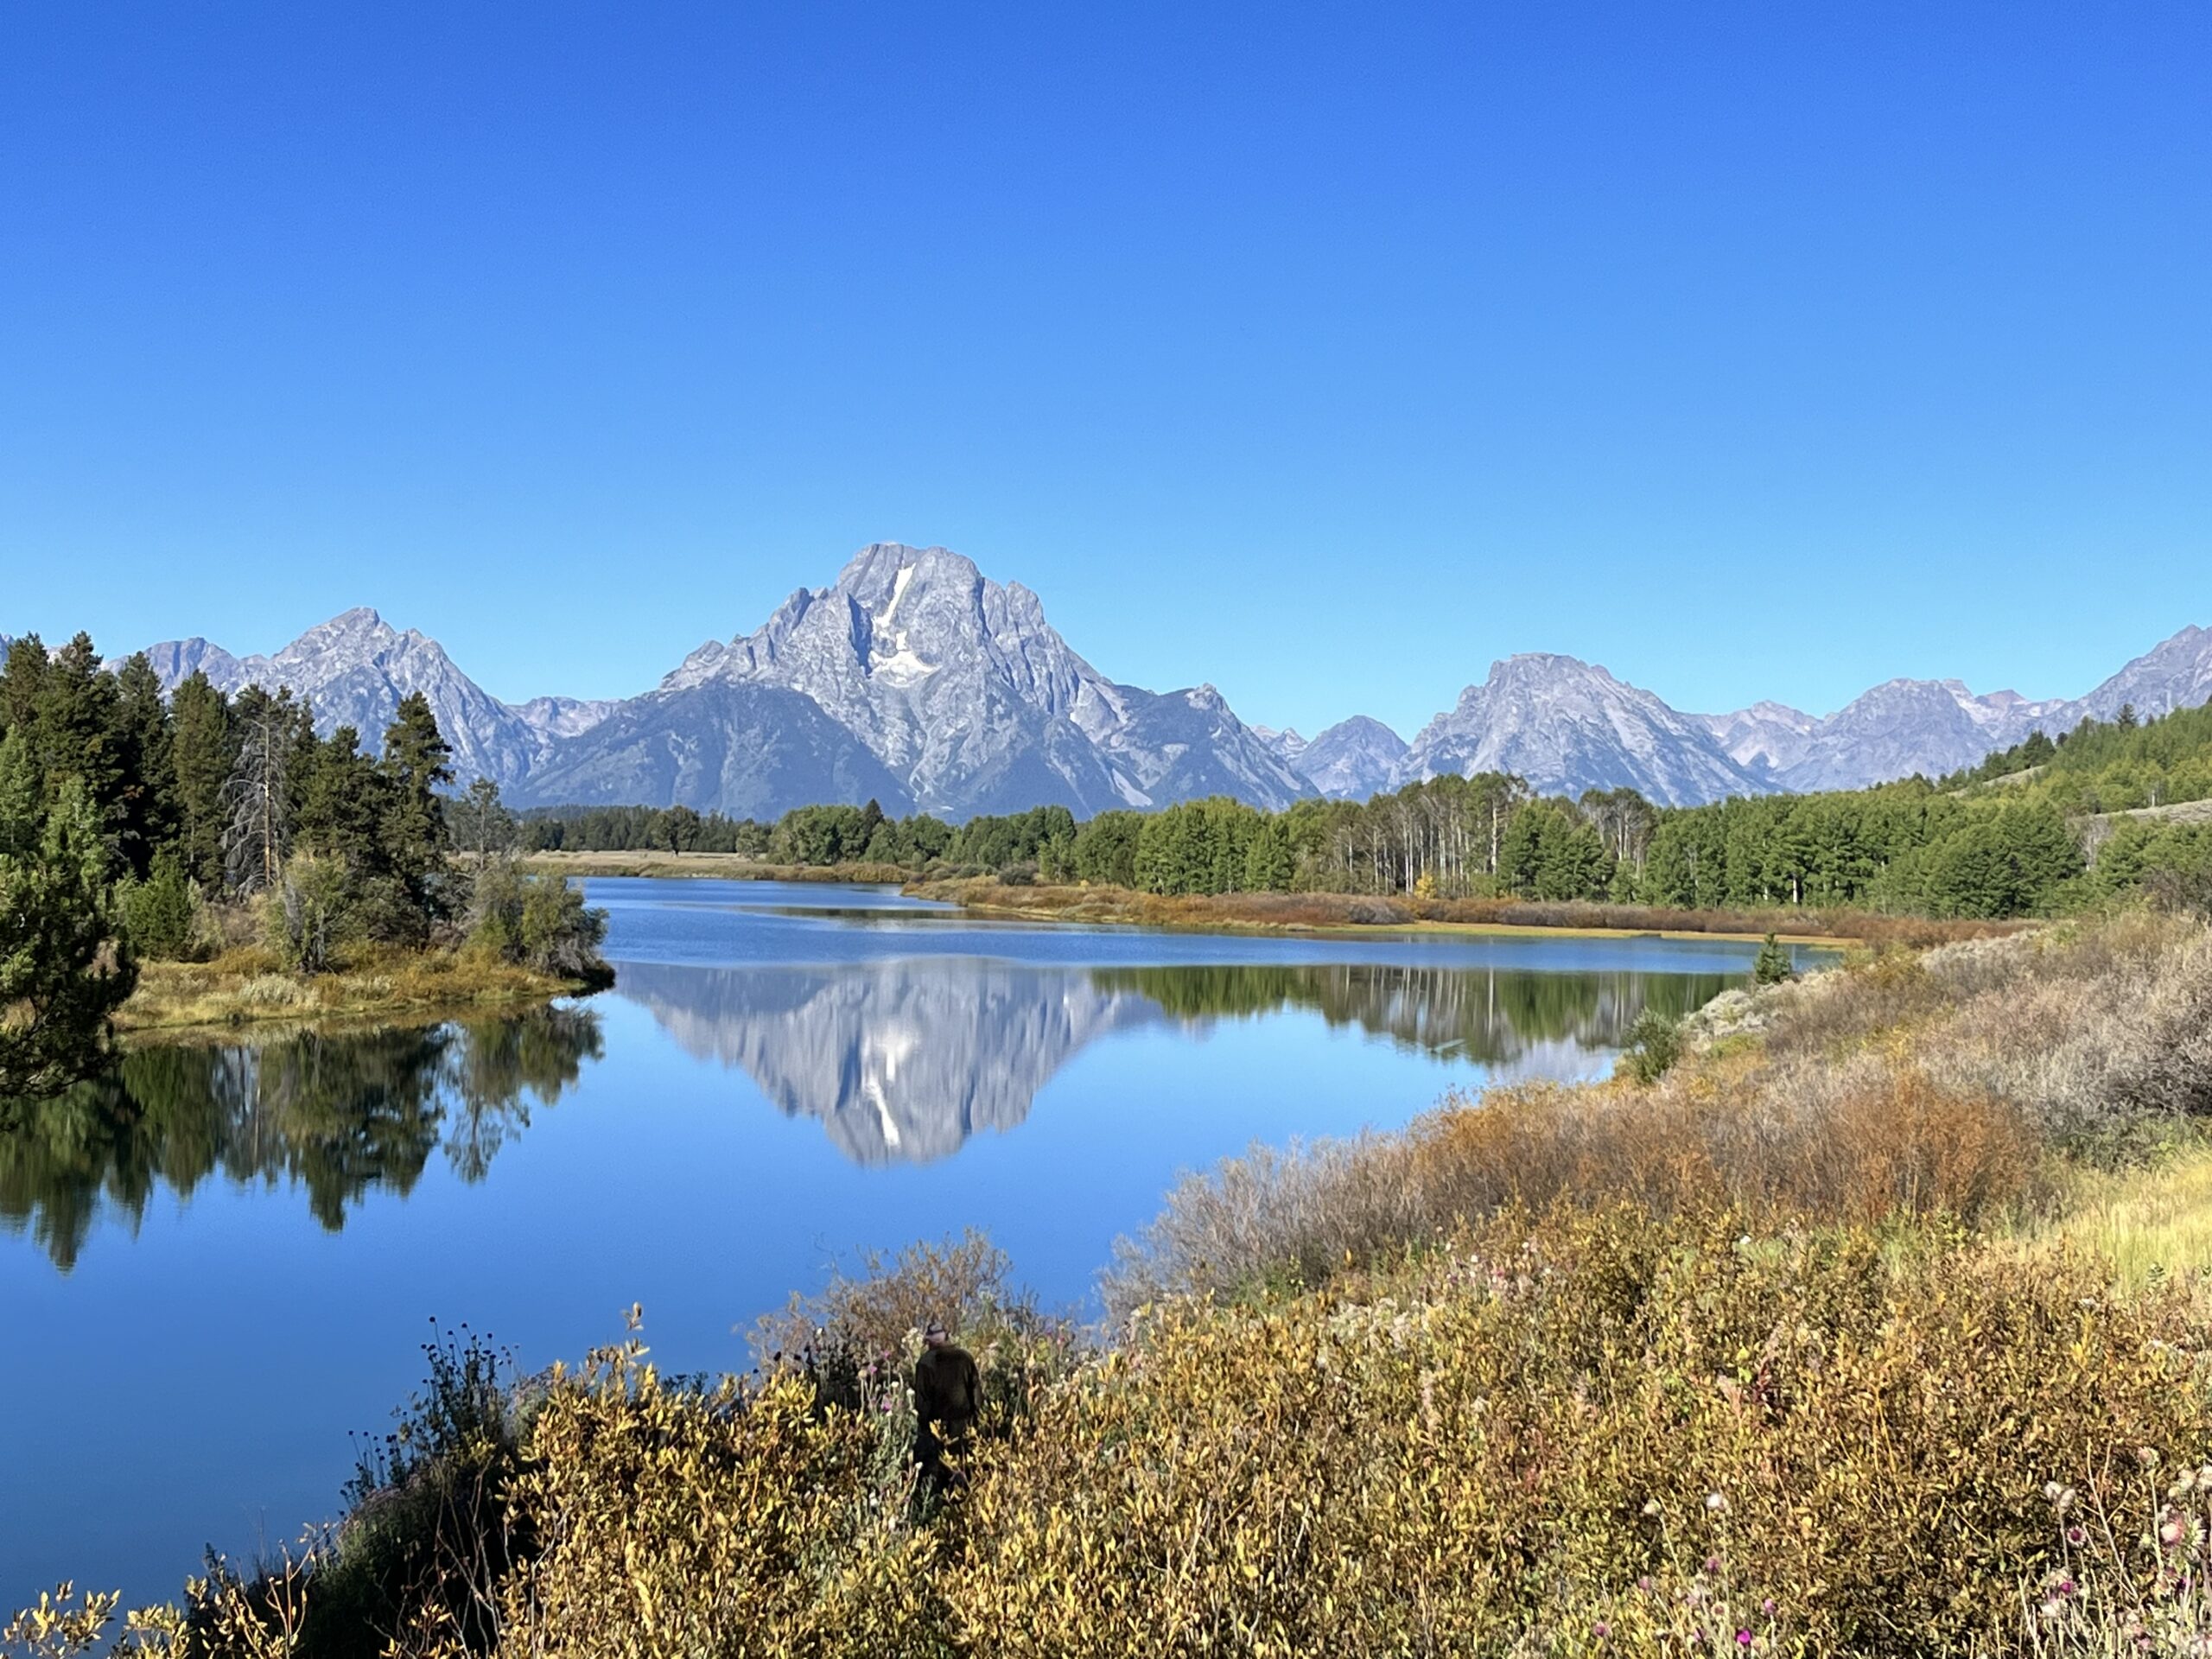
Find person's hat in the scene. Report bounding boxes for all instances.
[925,1322,950,1341]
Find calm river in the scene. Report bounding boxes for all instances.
[1,878,1817,1611]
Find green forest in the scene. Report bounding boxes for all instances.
[528,698,2212,923]
[0,632,607,1096]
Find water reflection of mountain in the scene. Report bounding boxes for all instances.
[618,958,1732,1167]
[616,959,1168,1166]
[0,1007,602,1273]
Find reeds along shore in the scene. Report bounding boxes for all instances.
[907,872,2032,948]
[22,910,2212,1658]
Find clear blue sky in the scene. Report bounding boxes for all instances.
[2,3,2205,736]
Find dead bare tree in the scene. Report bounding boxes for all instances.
[222,689,302,894]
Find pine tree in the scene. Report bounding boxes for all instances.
[110,652,178,879]
[0,634,48,740]
[296,726,388,874]
[0,730,137,1095]
[169,671,234,891]
[36,633,125,836]
[376,692,454,940]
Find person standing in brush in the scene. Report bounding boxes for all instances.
[912,1321,981,1494]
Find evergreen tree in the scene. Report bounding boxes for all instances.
[0,633,48,736]
[0,731,137,1096]
[376,692,454,939]
[35,632,125,836]
[169,671,235,892]
[110,652,178,879]
[296,726,388,874]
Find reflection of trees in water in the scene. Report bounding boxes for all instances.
[620,957,1734,1168]
[1088,963,1732,1065]
[0,1007,602,1272]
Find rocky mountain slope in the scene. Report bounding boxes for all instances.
[1264,716,1409,800]
[1690,625,2212,795]
[73,544,2211,816]
[124,609,577,789]
[1305,628,2212,807]
[520,543,1308,817]
[1395,654,1766,806]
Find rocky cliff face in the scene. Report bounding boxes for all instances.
[544,542,1309,817]
[1395,654,1764,807]
[1291,716,1409,800]
[1699,626,2212,794]
[128,609,561,788]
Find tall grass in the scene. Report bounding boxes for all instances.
[1105,913,2212,1318]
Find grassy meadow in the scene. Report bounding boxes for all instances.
[18,909,2212,1657]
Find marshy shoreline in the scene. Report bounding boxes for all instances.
[30,904,2212,1657]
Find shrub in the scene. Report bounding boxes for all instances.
[753,1233,1080,1441]
[962,1208,2212,1658]
[118,851,202,962]
[1752,931,1798,985]
[259,853,356,974]
[290,1325,537,1657]
[1106,1064,2042,1319]
[465,861,612,988]
[1616,1007,1683,1084]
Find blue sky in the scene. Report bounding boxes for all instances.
[2,3,2205,737]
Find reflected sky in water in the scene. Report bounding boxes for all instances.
[1,878,1816,1614]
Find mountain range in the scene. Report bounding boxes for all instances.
[35,542,2207,816]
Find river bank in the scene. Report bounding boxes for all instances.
[521,850,2024,947]
[518,849,910,882]
[902,874,2026,949]
[117,946,606,1036]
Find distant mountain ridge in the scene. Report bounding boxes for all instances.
[47,543,2209,815]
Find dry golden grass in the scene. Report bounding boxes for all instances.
[1109,914,2212,1316]
[117,944,590,1035]
[2026,1141,2212,1288]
